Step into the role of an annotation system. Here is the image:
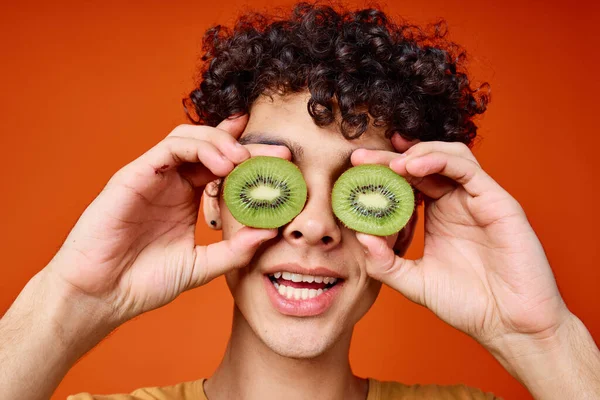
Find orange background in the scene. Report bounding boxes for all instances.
[1,0,598,399]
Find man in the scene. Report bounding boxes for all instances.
[1,3,599,399]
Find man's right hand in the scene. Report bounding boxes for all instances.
[1,114,293,400]
[46,114,289,329]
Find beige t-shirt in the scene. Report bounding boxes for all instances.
[68,378,500,399]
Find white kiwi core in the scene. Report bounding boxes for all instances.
[249,186,281,201]
[357,193,389,209]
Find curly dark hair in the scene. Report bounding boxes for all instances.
[183,1,489,145]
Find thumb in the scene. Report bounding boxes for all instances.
[187,227,277,289]
[216,113,249,139]
[356,232,425,306]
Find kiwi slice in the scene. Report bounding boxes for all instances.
[223,156,307,228]
[332,164,414,236]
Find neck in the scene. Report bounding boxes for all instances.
[204,306,368,400]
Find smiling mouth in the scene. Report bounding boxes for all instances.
[267,272,343,300]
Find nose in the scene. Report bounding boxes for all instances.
[282,183,342,249]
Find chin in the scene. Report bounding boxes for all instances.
[256,319,348,359]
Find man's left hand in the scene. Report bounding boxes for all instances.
[351,139,600,398]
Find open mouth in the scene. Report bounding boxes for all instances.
[267,272,343,300]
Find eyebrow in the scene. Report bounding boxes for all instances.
[239,132,354,166]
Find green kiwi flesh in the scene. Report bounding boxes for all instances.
[332,164,414,236]
[223,156,307,229]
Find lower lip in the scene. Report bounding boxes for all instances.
[263,276,343,317]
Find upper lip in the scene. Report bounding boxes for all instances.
[264,263,345,279]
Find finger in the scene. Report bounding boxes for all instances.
[215,113,249,140]
[245,144,292,160]
[188,227,278,288]
[351,148,457,200]
[169,125,250,165]
[356,232,425,307]
[187,131,249,165]
[136,136,233,181]
[351,148,398,166]
[391,132,420,153]
[402,141,479,165]
[178,144,292,188]
[402,174,458,200]
[168,116,248,142]
[183,138,236,176]
[177,162,218,188]
[391,151,495,198]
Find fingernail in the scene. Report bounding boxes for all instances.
[261,229,278,242]
[355,233,370,253]
[234,142,249,157]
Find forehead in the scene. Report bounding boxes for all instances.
[242,92,394,155]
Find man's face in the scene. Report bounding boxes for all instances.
[220,91,400,358]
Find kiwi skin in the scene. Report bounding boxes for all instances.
[331,164,414,236]
[223,156,307,229]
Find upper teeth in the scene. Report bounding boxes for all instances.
[272,272,338,285]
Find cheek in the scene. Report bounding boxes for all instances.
[220,198,261,296]
[219,198,245,239]
[365,279,383,306]
[224,265,244,296]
